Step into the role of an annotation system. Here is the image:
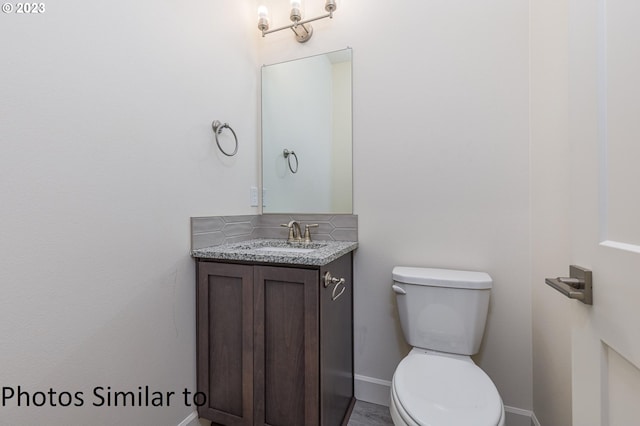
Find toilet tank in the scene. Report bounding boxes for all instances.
[392,266,492,356]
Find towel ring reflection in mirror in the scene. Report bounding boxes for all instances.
[283,149,298,173]
[212,120,238,157]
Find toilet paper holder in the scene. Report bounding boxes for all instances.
[545,265,593,305]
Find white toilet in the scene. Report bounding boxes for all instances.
[390,266,505,426]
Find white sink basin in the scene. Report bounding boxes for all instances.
[255,246,316,254]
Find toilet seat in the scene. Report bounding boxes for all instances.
[391,350,503,426]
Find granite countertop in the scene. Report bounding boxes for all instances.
[191,238,358,266]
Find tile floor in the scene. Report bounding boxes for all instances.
[348,401,535,426]
[347,400,394,426]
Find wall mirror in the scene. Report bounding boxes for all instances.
[261,48,352,213]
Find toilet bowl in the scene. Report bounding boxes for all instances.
[389,349,504,426]
[390,266,505,426]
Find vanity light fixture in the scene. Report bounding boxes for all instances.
[257,0,337,43]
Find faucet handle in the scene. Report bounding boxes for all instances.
[303,224,319,243]
[280,223,295,242]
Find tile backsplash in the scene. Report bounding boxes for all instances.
[191,214,358,250]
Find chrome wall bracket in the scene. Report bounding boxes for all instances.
[545,265,593,305]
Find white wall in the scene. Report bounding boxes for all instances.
[531,0,573,424]
[257,0,532,412]
[0,1,258,425]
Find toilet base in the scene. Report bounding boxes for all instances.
[390,350,506,426]
[391,384,505,426]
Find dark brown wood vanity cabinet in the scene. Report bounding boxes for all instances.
[196,253,354,426]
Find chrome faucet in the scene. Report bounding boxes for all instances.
[280,221,320,243]
[281,220,303,242]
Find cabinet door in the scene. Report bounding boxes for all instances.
[320,254,354,426]
[253,266,319,426]
[197,262,254,426]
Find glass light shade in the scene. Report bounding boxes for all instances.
[325,0,336,12]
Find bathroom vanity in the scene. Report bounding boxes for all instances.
[192,239,357,426]
[192,46,356,425]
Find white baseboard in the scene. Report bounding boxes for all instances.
[355,374,541,426]
[354,374,392,407]
[531,411,541,426]
[504,405,537,426]
[177,410,199,426]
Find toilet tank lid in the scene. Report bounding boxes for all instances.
[392,267,492,289]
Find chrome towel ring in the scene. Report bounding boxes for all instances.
[283,149,298,173]
[212,120,238,157]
